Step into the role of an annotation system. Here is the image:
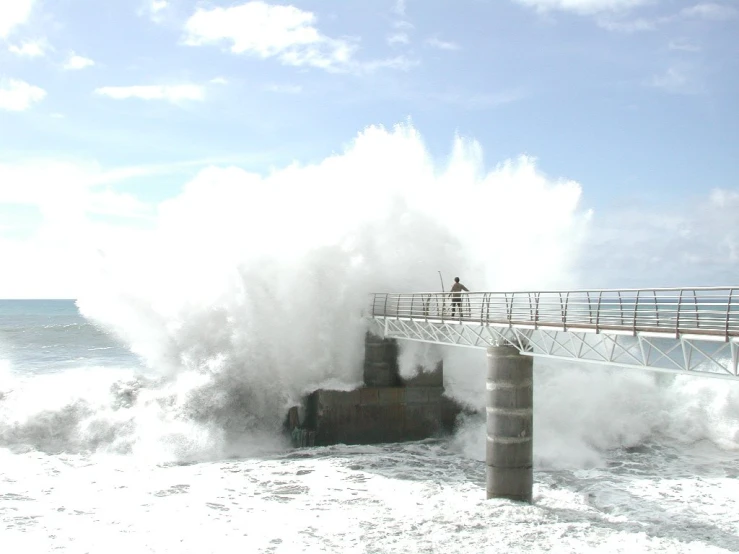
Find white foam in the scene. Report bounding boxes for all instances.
[2,440,738,553]
[451,358,739,469]
[3,123,738,468]
[64,123,589,459]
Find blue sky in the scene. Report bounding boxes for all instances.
[1,0,738,296]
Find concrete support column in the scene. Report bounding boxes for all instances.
[486,346,533,503]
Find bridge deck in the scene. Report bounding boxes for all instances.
[370,287,739,340]
[367,287,739,379]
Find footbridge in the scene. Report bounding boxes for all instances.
[365,287,739,503]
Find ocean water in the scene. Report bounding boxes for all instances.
[2,300,739,553]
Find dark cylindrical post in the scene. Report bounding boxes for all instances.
[486,345,533,503]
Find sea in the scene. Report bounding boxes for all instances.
[2,299,739,553]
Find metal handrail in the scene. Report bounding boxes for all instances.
[371,285,739,295]
[369,287,739,341]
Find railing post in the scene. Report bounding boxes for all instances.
[693,289,699,328]
[383,294,389,318]
[632,290,640,336]
[676,290,683,339]
[528,293,534,324]
[725,289,735,342]
[558,292,565,330]
[595,291,602,334]
[510,293,515,325]
[587,292,593,324]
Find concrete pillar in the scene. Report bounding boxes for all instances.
[486,345,533,503]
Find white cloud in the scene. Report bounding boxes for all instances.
[0,160,154,221]
[583,189,739,286]
[387,32,410,46]
[8,39,47,57]
[358,55,418,74]
[0,156,283,298]
[94,84,205,102]
[87,190,154,219]
[669,38,701,52]
[681,3,737,20]
[393,0,407,16]
[426,37,461,51]
[593,2,736,32]
[0,159,157,298]
[141,0,169,22]
[209,77,229,85]
[63,53,95,70]
[151,0,168,13]
[0,78,46,111]
[710,188,739,208]
[393,20,415,30]
[0,236,81,299]
[513,0,649,15]
[596,17,655,32]
[183,2,357,72]
[263,83,302,93]
[649,67,688,92]
[0,0,35,38]
[430,89,526,109]
[648,67,701,95]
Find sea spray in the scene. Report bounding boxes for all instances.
[68,122,589,459]
[452,360,739,469]
[4,124,739,466]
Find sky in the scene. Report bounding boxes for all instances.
[0,0,738,298]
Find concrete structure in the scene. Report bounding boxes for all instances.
[287,333,462,447]
[304,385,458,446]
[486,346,533,503]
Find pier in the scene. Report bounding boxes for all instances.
[366,287,739,502]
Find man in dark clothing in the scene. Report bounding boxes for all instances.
[449,277,469,317]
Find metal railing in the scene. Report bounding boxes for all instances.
[370,287,739,341]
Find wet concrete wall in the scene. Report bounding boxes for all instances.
[294,333,461,447]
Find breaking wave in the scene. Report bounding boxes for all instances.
[1,123,738,466]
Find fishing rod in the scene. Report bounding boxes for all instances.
[438,270,446,315]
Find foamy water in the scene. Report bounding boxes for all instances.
[2,125,739,552]
[3,439,739,553]
[3,304,739,552]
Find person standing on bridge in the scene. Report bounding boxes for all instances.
[449,277,469,317]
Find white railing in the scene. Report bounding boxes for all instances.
[370,287,739,341]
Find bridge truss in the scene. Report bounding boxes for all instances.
[367,287,739,380]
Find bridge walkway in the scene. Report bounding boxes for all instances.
[367,287,739,379]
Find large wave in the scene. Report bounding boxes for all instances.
[3,122,737,465]
[66,123,585,455]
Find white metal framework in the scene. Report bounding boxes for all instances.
[367,287,739,380]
